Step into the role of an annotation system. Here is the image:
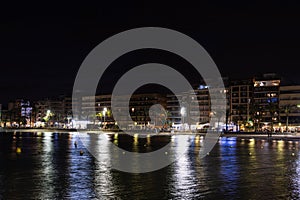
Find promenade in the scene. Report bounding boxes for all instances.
[2,128,300,140]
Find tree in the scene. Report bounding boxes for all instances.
[43,110,53,127]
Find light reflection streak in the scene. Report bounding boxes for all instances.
[147,135,151,145]
[172,135,198,197]
[91,134,115,199]
[293,154,300,198]
[219,137,239,195]
[133,134,139,146]
[37,132,56,199]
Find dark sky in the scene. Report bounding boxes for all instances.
[1,1,300,105]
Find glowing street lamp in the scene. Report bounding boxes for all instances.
[102,107,107,123]
[131,107,136,125]
[181,107,186,124]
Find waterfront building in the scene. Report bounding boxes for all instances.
[195,86,211,124]
[117,93,167,127]
[166,81,229,130]
[3,73,300,132]
[167,93,185,125]
[166,89,207,128]
[76,93,167,129]
[252,73,281,130]
[279,85,300,131]
[34,96,70,127]
[1,99,33,127]
[229,79,253,129]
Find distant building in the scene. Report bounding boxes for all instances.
[2,99,33,127]
[279,85,300,129]
[119,93,167,126]
[34,96,70,127]
[167,82,229,128]
[167,90,203,126]
[195,87,211,124]
[3,72,300,132]
[252,73,281,125]
[166,93,184,125]
[230,79,252,124]
[76,93,167,129]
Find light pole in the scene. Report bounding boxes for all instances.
[46,110,52,127]
[131,107,135,125]
[103,107,107,124]
[256,111,260,131]
[181,107,186,130]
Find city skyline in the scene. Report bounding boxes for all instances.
[1,72,300,134]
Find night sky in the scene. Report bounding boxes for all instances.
[1,2,300,105]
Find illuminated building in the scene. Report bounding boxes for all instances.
[34,96,71,127]
[76,93,166,128]
[2,99,33,127]
[279,85,300,130]
[167,79,229,129]
[230,79,253,125]
[253,73,280,125]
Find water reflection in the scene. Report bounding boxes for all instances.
[1,132,300,199]
[218,137,239,198]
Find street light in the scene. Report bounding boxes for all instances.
[102,107,107,123]
[131,107,135,125]
[181,107,186,129]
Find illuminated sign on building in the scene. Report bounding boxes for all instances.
[254,80,280,87]
[198,85,209,90]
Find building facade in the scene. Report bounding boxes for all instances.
[0,99,33,127]
[76,93,167,129]
[252,74,281,129]
[2,73,300,132]
[34,96,72,127]
[279,85,300,131]
[230,79,252,125]
[167,83,229,129]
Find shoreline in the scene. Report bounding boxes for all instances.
[2,128,300,140]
